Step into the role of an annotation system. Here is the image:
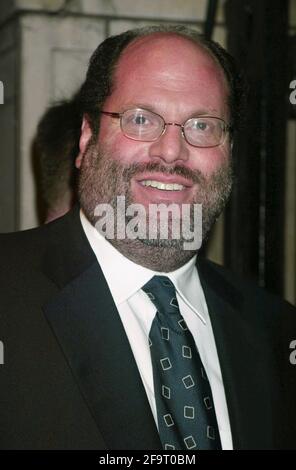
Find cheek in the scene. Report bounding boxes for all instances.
[111,137,136,163]
[191,143,230,177]
[98,124,150,165]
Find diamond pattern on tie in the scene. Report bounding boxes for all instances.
[170,297,179,309]
[207,425,216,440]
[178,319,188,331]
[164,444,175,450]
[162,385,171,399]
[142,275,221,450]
[163,414,174,427]
[161,327,170,340]
[182,375,195,389]
[182,345,192,359]
[184,406,195,419]
[204,396,213,410]
[160,357,172,370]
[184,435,197,449]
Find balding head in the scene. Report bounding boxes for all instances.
[78,25,244,137]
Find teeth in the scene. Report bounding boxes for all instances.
[140,180,185,191]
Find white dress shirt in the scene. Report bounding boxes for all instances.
[80,210,233,449]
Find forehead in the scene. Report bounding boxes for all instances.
[107,33,229,116]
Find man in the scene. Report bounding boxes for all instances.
[34,96,81,223]
[0,25,295,450]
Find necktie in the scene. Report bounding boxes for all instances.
[142,275,222,450]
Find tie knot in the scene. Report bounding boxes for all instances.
[142,276,179,315]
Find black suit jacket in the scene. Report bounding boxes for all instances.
[0,206,296,449]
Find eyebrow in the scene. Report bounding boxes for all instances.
[119,102,220,118]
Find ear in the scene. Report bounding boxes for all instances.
[75,150,83,169]
[76,115,93,169]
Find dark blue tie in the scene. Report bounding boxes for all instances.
[142,275,222,450]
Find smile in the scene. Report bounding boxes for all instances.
[140,180,185,191]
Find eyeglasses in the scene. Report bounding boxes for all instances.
[101,107,231,148]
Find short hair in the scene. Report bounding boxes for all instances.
[78,24,246,136]
[35,97,81,212]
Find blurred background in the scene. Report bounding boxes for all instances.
[0,0,295,305]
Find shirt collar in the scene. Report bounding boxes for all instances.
[80,209,207,324]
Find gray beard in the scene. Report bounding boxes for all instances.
[78,143,233,272]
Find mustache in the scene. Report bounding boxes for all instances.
[121,162,204,184]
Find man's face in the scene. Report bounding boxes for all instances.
[77,34,233,269]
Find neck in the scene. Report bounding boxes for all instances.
[107,237,197,272]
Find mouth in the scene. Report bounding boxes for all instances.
[132,173,194,204]
[139,180,185,191]
[136,173,193,190]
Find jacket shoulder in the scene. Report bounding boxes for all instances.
[198,256,296,316]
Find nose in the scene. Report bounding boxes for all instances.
[148,123,190,164]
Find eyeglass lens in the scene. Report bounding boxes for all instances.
[120,108,227,147]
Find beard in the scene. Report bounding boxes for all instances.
[78,140,233,271]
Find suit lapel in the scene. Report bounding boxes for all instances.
[197,259,279,449]
[42,208,161,450]
[41,208,279,449]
